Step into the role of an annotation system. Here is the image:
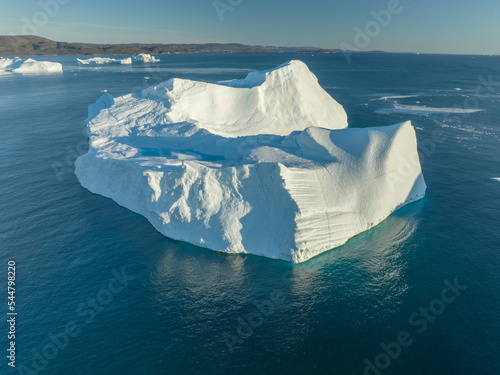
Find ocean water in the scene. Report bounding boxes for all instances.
[1,53,499,375]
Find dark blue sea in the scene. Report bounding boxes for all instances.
[1,52,499,375]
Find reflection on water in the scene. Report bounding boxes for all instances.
[149,201,423,322]
[151,241,250,307]
[143,200,424,369]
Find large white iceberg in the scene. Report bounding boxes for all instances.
[75,60,426,263]
[0,57,62,74]
[77,54,159,65]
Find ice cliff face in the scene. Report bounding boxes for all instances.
[75,60,426,263]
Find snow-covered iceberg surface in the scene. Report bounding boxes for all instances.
[77,54,160,65]
[0,57,62,74]
[75,60,426,263]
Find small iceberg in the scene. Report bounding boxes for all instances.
[77,57,132,65]
[0,57,62,74]
[77,54,160,65]
[75,60,426,263]
[132,53,160,63]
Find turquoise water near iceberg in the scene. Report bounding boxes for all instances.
[0,53,499,374]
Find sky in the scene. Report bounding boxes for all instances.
[0,0,499,54]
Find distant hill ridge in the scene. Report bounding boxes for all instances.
[0,35,336,56]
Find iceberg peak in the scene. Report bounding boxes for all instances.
[135,59,347,138]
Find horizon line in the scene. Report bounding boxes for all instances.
[2,34,499,57]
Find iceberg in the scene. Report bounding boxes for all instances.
[77,54,159,65]
[0,57,18,73]
[0,57,62,74]
[132,53,160,63]
[77,57,132,65]
[75,60,426,263]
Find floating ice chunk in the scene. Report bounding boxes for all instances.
[375,95,419,101]
[0,57,18,73]
[10,58,63,74]
[77,57,132,65]
[0,57,16,69]
[75,60,426,263]
[0,57,62,74]
[77,54,159,65]
[132,53,160,63]
[376,104,483,116]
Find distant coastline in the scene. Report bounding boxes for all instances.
[0,35,337,57]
